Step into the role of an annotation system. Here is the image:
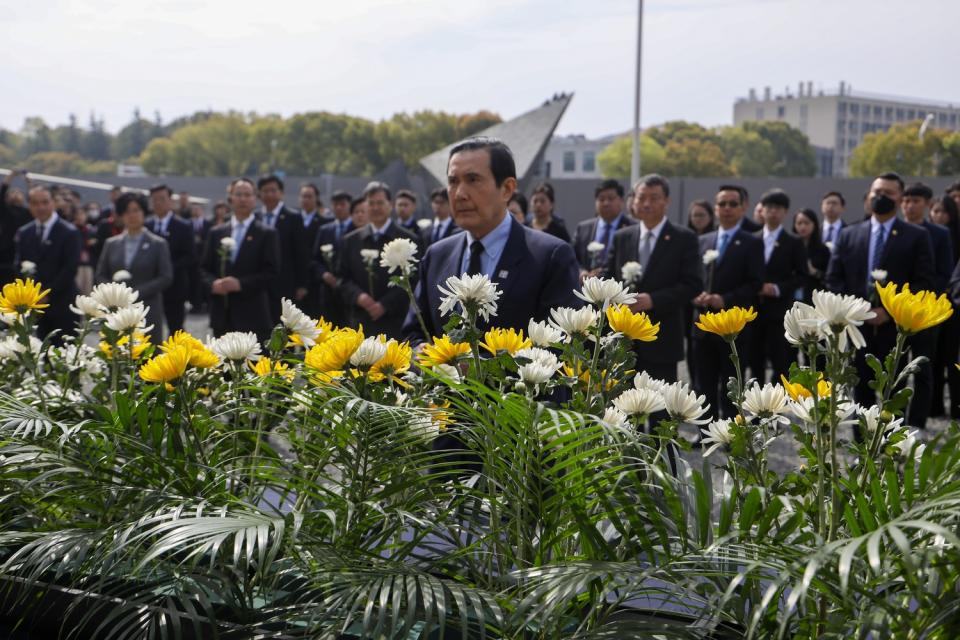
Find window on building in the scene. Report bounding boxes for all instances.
[582,151,596,173]
[907,109,916,120]
[940,113,948,126]
[896,108,904,120]
[755,107,764,119]
[849,138,858,151]
[886,107,893,120]
[850,103,859,116]
[777,105,785,118]
[849,121,858,134]
[838,102,847,115]
[563,151,575,173]
[874,105,882,118]
[837,119,846,131]
[951,113,957,126]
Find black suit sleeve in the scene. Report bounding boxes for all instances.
[825,232,848,293]
[237,229,280,293]
[51,228,81,293]
[723,238,764,309]
[650,232,703,310]
[771,237,807,300]
[536,241,583,317]
[910,230,936,293]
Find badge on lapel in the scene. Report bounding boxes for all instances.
[892,229,898,236]
[246,236,253,242]
[663,235,671,241]
[735,240,741,245]
[498,270,509,279]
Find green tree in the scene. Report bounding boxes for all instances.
[661,138,732,176]
[140,113,253,176]
[938,131,960,176]
[50,114,83,155]
[849,120,945,177]
[718,127,776,176]
[741,120,817,176]
[646,120,719,147]
[82,114,111,161]
[0,143,15,165]
[18,117,53,157]
[283,112,381,175]
[21,151,114,175]
[596,134,666,178]
[112,108,159,160]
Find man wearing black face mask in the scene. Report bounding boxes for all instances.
[826,172,935,430]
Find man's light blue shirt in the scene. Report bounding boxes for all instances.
[459,212,513,278]
[867,215,896,274]
[593,213,625,245]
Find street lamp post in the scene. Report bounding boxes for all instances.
[630,0,644,187]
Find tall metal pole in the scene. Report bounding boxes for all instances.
[630,0,644,186]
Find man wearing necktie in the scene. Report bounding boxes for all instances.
[336,182,418,338]
[147,184,194,335]
[820,191,847,249]
[13,184,80,345]
[748,189,807,385]
[201,178,279,342]
[1,171,33,286]
[573,179,636,277]
[258,175,309,324]
[826,172,935,427]
[421,187,459,248]
[604,174,701,384]
[311,192,356,327]
[691,185,764,419]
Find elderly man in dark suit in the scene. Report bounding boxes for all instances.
[337,182,418,338]
[748,189,807,384]
[202,178,280,342]
[95,192,173,344]
[1,171,33,286]
[147,184,194,335]
[258,175,309,323]
[575,179,636,277]
[605,174,701,382]
[311,192,356,327]
[826,172,935,416]
[402,137,581,343]
[14,185,81,344]
[692,184,765,418]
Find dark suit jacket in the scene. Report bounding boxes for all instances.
[402,217,582,343]
[337,222,419,337]
[148,214,194,303]
[574,214,636,269]
[698,227,765,310]
[14,217,81,336]
[420,218,460,248]
[826,218,935,298]
[757,228,807,311]
[310,219,354,282]
[397,217,420,235]
[189,218,211,256]
[0,184,31,282]
[527,217,571,244]
[604,220,702,363]
[919,220,954,294]
[259,206,309,299]
[202,221,280,341]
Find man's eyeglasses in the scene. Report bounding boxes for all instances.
[716,200,741,208]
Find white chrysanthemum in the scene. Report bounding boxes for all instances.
[870,269,888,283]
[435,363,461,382]
[701,419,734,457]
[612,388,665,417]
[0,336,26,360]
[20,260,36,275]
[280,298,320,346]
[789,395,857,426]
[416,218,433,230]
[70,294,107,318]
[437,273,501,322]
[662,382,711,424]
[56,343,103,381]
[104,302,150,333]
[319,243,334,255]
[586,241,606,254]
[858,405,904,436]
[811,290,876,351]
[633,370,667,393]
[742,382,790,423]
[220,236,236,249]
[514,347,560,372]
[824,241,835,252]
[894,429,925,461]
[621,261,643,283]
[528,319,565,346]
[350,336,388,367]
[702,249,720,265]
[601,407,629,430]
[0,312,17,326]
[90,282,139,311]
[518,362,557,385]
[379,237,419,275]
[783,301,826,345]
[360,248,380,265]
[211,332,261,361]
[575,276,637,308]
[112,269,132,282]
[549,306,598,338]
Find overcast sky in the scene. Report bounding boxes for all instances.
[3,0,959,138]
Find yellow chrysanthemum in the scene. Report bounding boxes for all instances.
[561,361,618,391]
[875,281,953,334]
[606,304,659,342]
[139,344,190,383]
[289,317,335,347]
[369,339,412,382]
[304,327,364,378]
[417,335,471,368]
[249,356,294,380]
[161,330,219,368]
[99,332,152,359]
[0,278,50,316]
[695,306,757,339]
[480,327,531,356]
[780,374,832,401]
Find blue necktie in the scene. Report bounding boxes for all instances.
[717,231,730,258]
[599,222,613,261]
[871,225,886,272]
[433,224,441,243]
[265,213,275,228]
[231,224,244,262]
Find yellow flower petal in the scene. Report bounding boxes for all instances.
[0,278,50,316]
[369,339,412,382]
[876,281,953,334]
[304,327,364,376]
[480,327,531,356]
[695,306,757,339]
[417,335,471,368]
[139,344,190,383]
[606,304,659,341]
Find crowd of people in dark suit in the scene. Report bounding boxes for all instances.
[3,136,960,424]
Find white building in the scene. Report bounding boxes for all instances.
[734,82,960,176]
[532,133,623,180]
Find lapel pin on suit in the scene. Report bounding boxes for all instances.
[246,236,253,241]
[735,239,741,245]
[498,270,509,279]
[663,235,670,241]
[892,229,898,236]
